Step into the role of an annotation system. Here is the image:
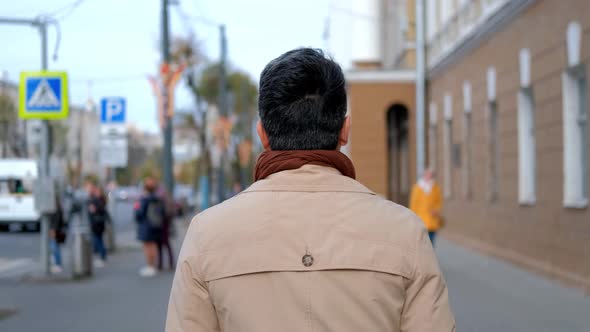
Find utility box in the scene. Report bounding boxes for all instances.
[68,192,93,279]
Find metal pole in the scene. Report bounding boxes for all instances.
[219,25,228,117]
[23,118,29,158]
[162,0,174,194]
[217,24,228,201]
[78,106,83,186]
[196,92,211,210]
[39,20,51,276]
[240,79,250,190]
[415,0,426,179]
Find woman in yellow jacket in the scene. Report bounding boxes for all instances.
[409,169,443,244]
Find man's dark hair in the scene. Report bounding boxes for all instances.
[258,48,347,150]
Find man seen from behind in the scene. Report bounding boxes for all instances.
[166,48,455,332]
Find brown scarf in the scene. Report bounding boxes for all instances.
[254,150,356,181]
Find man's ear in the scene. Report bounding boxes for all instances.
[257,121,271,150]
[339,116,351,147]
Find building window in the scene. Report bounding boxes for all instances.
[562,69,587,208]
[440,0,453,26]
[518,48,536,205]
[429,102,438,170]
[487,67,499,202]
[426,0,439,41]
[562,22,588,208]
[462,81,472,199]
[518,88,536,205]
[443,94,453,198]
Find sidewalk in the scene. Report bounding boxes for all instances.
[437,237,590,331]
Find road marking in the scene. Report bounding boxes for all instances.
[0,258,36,279]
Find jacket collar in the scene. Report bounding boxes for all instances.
[243,164,375,195]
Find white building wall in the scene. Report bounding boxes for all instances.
[351,0,382,64]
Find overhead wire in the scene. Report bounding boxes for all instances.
[174,3,197,39]
[71,74,148,84]
[35,0,88,62]
[50,20,62,62]
[45,0,87,21]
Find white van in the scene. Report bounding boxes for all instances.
[0,159,40,230]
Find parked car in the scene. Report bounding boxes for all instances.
[0,159,40,231]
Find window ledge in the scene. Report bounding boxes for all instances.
[563,198,589,209]
[518,198,536,206]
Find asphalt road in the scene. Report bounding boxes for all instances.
[0,200,135,260]
[0,243,176,332]
[0,212,187,332]
[108,199,136,228]
[0,232,39,260]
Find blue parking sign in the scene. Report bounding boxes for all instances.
[100,97,126,123]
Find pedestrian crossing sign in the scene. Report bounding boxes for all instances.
[19,71,69,120]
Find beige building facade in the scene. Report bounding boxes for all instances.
[331,0,590,290]
[348,72,416,204]
[427,0,590,290]
[334,0,418,204]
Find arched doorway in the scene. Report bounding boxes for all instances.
[387,104,410,205]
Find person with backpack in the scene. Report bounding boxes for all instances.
[85,177,109,268]
[135,176,165,277]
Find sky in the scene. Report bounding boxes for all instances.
[0,0,352,133]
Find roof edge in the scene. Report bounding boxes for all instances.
[345,70,416,83]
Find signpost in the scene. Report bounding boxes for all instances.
[1,16,68,276]
[18,72,68,216]
[19,70,69,218]
[19,71,69,120]
[99,97,128,169]
[19,71,68,276]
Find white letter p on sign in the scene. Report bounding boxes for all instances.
[106,99,123,121]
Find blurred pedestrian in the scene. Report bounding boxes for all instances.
[156,185,175,271]
[166,48,455,331]
[135,176,166,277]
[49,193,66,274]
[85,177,108,268]
[409,169,443,245]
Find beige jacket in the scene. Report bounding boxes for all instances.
[166,165,455,332]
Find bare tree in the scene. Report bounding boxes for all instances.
[0,93,18,158]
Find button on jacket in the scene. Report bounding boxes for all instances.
[166,165,456,332]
